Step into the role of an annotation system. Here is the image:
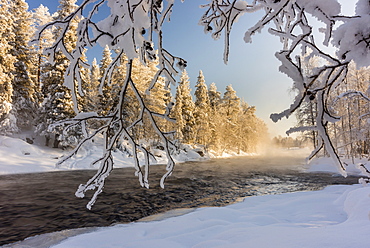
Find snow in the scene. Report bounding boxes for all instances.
[0,136,62,174]
[0,135,207,175]
[2,135,370,247]
[306,156,370,177]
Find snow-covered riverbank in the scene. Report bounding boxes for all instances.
[0,135,208,175]
[8,184,370,248]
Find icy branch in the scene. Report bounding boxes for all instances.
[37,0,185,209]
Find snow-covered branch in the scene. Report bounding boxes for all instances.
[35,0,185,209]
[201,0,370,175]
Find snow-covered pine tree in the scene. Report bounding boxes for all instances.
[207,82,222,150]
[208,82,221,110]
[237,102,267,153]
[9,0,38,131]
[32,5,54,109]
[194,70,211,146]
[0,0,17,134]
[220,84,241,151]
[172,82,185,142]
[222,85,240,121]
[172,70,195,144]
[35,0,78,147]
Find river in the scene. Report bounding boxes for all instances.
[0,153,361,246]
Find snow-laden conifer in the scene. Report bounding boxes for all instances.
[9,0,38,130]
[207,82,222,150]
[35,0,78,148]
[194,70,211,146]
[220,84,241,151]
[0,0,16,134]
[172,70,195,144]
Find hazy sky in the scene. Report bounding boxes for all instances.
[28,0,356,137]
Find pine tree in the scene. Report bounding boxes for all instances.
[222,85,240,122]
[194,70,211,146]
[9,0,38,130]
[35,0,78,147]
[172,70,195,144]
[207,82,222,151]
[0,0,16,134]
[220,84,241,151]
[208,82,221,110]
[236,101,267,153]
[55,0,78,20]
[172,83,185,142]
[32,4,54,106]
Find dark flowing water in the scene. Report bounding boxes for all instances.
[0,154,361,246]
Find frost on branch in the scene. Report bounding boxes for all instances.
[34,0,184,209]
[200,0,370,176]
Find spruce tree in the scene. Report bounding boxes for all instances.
[32,4,54,107]
[208,82,221,110]
[0,0,16,134]
[207,82,222,151]
[222,84,240,122]
[172,84,185,142]
[35,0,78,147]
[220,84,241,151]
[172,70,195,144]
[194,70,211,146]
[10,0,38,130]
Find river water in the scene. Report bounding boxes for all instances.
[0,153,361,246]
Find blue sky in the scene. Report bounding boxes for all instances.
[27,0,355,137]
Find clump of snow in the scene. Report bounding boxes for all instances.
[355,0,370,15]
[332,15,370,68]
[298,0,341,22]
[0,136,62,174]
[27,184,368,248]
[306,156,370,177]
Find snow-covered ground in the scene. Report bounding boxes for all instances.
[1,136,370,247]
[0,136,207,175]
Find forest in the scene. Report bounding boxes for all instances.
[0,0,268,156]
